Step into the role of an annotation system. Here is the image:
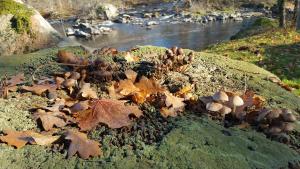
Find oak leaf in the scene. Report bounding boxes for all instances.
[75,99,143,130]
[77,83,98,99]
[21,84,57,95]
[65,130,102,159]
[34,109,71,131]
[7,73,25,87]
[0,130,59,149]
[115,79,140,96]
[125,69,137,82]
[132,76,165,104]
[160,91,185,117]
[124,52,139,63]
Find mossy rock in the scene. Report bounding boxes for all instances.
[0,0,33,33]
[0,46,299,169]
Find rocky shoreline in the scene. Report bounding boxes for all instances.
[50,2,272,39]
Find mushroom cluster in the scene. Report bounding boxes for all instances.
[256,108,297,142]
[88,58,115,82]
[154,46,194,74]
[55,70,97,99]
[204,90,245,119]
[93,47,118,56]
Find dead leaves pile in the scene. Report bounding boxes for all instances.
[0,48,194,159]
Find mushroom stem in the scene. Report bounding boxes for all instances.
[232,106,236,115]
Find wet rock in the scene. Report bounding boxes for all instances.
[234,17,243,22]
[66,28,75,36]
[74,30,91,38]
[146,21,159,26]
[98,3,119,20]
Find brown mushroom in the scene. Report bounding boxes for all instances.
[212,91,229,102]
[206,102,223,112]
[232,95,244,114]
[219,106,232,115]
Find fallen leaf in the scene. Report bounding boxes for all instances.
[77,83,98,99]
[124,52,139,63]
[132,76,165,104]
[115,79,140,96]
[65,130,102,159]
[41,99,65,112]
[21,84,57,95]
[76,99,143,130]
[175,85,193,97]
[34,109,71,131]
[0,130,59,148]
[161,91,185,117]
[27,132,60,146]
[7,73,25,86]
[70,101,90,113]
[125,69,137,82]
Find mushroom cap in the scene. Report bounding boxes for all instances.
[70,72,81,80]
[268,126,282,134]
[63,79,76,88]
[282,113,297,122]
[256,108,272,122]
[282,108,292,114]
[219,106,232,115]
[232,95,244,106]
[266,109,281,120]
[282,123,294,132]
[212,91,229,102]
[206,102,223,112]
[64,72,71,79]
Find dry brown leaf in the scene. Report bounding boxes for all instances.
[41,99,65,112]
[132,76,165,104]
[34,109,71,131]
[70,101,90,113]
[107,81,123,99]
[124,52,139,63]
[115,79,140,96]
[77,83,98,99]
[0,130,59,148]
[7,73,25,86]
[65,130,102,159]
[125,69,137,82]
[75,99,143,130]
[162,91,185,117]
[175,85,193,97]
[21,84,57,95]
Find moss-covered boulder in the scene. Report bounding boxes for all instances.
[0,46,299,169]
[0,0,61,56]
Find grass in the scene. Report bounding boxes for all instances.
[0,0,33,33]
[205,26,300,96]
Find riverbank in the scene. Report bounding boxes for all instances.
[206,22,300,96]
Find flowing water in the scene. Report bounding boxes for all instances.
[52,19,253,51]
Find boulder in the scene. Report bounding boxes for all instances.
[0,0,61,56]
[98,3,119,20]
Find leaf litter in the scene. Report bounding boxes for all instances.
[0,47,298,159]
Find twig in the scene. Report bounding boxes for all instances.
[243,74,248,94]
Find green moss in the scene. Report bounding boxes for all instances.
[0,46,299,168]
[231,17,278,39]
[0,0,33,33]
[206,29,300,96]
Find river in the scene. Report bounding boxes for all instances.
[52,19,253,51]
